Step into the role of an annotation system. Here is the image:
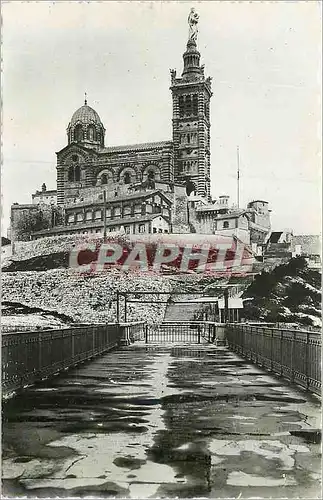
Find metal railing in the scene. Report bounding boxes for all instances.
[226,324,321,395]
[2,322,144,396]
[124,321,146,342]
[2,325,38,333]
[144,321,218,344]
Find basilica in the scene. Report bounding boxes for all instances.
[11,11,271,249]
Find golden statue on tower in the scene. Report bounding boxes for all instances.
[188,8,199,42]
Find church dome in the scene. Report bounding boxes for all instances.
[67,99,105,148]
[70,104,103,127]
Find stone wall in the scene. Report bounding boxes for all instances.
[10,204,62,243]
[171,185,190,233]
[12,234,96,260]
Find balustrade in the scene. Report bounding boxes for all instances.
[2,322,144,396]
[226,324,321,395]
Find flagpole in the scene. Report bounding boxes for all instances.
[237,145,240,208]
[103,190,107,241]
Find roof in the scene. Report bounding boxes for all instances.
[64,190,171,209]
[215,211,248,220]
[100,140,173,154]
[69,104,103,126]
[56,143,98,156]
[111,190,168,204]
[182,295,244,306]
[196,205,225,212]
[268,231,283,243]
[11,203,39,210]
[203,210,247,220]
[32,190,57,196]
[248,200,269,205]
[56,140,173,158]
[32,214,169,236]
[185,297,227,304]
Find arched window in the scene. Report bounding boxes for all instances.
[67,165,80,182]
[185,95,192,115]
[223,221,229,229]
[124,172,131,184]
[68,166,74,181]
[187,134,190,144]
[74,165,80,182]
[101,174,108,185]
[74,124,83,142]
[186,180,196,196]
[88,125,95,141]
[147,170,154,180]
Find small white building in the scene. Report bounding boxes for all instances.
[218,297,244,323]
[32,184,57,205]
[189,195,270,246]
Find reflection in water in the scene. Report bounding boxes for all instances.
[2,343,321,498]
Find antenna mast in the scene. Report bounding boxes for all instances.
[237,145,240,208]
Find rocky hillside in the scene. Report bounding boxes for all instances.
[7,236,319,330]
[1,301,74,332]
[1,269,174,326]
[242,257,321,328]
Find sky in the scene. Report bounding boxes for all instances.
[2,0,322,235]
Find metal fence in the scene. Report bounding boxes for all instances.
[125,322,146,342]
[2,322,144,396]
[144,322,217,344]
[226,324,321,395]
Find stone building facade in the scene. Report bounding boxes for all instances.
[43,21,213,238]
[32,183,57,205]
[170,38,212,199]
[55,27,212,208]
[188,196,271,246]
[10,12,272,246]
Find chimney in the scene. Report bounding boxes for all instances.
[42,183,47,192]
[219,195,229,206]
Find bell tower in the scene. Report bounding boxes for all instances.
[170,8,212,199]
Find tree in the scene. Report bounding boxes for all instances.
[15,209,50,241]
[14,205,63,241]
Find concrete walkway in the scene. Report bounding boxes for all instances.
[2,342,321,498]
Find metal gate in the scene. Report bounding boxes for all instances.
[144,322,216,344]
